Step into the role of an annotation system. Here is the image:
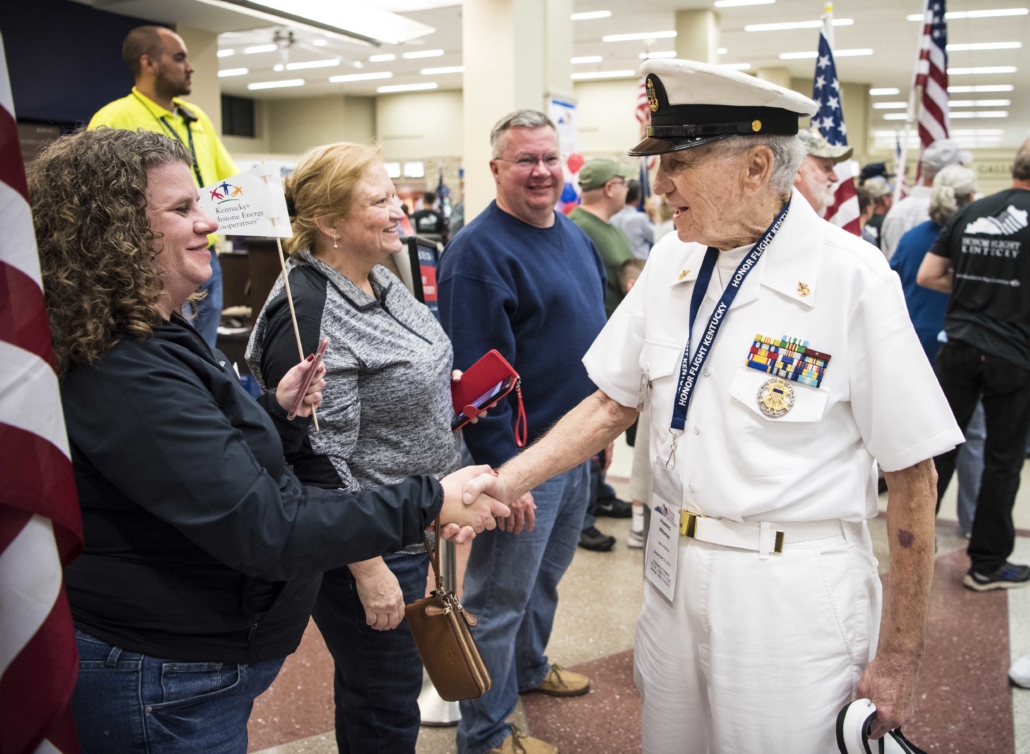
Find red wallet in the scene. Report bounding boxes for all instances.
[452,350,527,447]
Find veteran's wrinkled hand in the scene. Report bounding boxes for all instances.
[856,652,920,739]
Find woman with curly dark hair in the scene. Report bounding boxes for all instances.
[29,127,509,754]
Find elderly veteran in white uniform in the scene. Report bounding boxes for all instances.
[461,59,964,752]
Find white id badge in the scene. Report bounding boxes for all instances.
[644,460,683,602]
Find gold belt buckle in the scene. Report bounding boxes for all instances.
[680,512,700,538]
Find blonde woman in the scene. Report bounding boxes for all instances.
[247,143,463,753]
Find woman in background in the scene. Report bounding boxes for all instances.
[248,142,483,753]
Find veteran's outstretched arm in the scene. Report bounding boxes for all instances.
[462,389,638,512]
[858,458,938,739]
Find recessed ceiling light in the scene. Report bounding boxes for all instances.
[950,110,1008,118]
[779,48,872,59]
[715,0,775,6]
[273,64,284,71]
[872,102,907,109]
[218,68,249,77]
[602,31,676,42]
[421,66,465,75]
[948,84,1014,92]
[243,44,279,54]
[949,99,1011,107]
[908,8,1029,20]
[402,49,445,59]
[369,54,397,62]
[248,78,305,89]
[571,10,611,20]
[746,18,852,31]
[882,113,908,120]
[947,42,1022,51]
[312,39,329,46]
[571,69,637,80]
[329,71,393,82]
[950,129,1004,135]
[869,87,901,95]
[639,51,676,60]
[377,82,439,92]
[286,59,341,70]
[717,47,728,54]
[572,56,603,64]
[217,49,235,58]
[720,63,751,71]
[948,66,1018,75]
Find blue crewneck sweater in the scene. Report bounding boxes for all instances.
[438,201,608,468]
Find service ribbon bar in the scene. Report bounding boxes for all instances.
[745,334,831,388]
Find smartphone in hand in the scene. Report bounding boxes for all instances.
[451,375,515,431]
[288,336,330,420]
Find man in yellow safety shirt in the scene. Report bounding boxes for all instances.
[90,25,237,348]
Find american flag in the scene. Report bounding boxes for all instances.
[894,133,910,200]
[635,77,651,128]
[0,32,83,754]
[913,0,949,176]
[811,8,860,235]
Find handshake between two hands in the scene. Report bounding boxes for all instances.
[437,465,535,544]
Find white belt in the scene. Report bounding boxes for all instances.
[680,513,845,558]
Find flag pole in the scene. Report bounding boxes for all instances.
[898,0,929,202]
[273,235,319,432]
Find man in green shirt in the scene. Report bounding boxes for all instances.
[569,159,635,552]
[90,26,238,348]
[569,159,635,318]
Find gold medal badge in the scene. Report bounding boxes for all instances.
[647,78,659,112]
[757,377,794,418]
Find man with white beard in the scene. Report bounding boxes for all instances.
[793,129,852,218]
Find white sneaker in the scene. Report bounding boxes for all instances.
[627,529,644,549]
[836,699,926,753]
[1010,654,1030,688]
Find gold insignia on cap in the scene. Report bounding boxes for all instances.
[797,281,810,297]
[647,77,659,112]
[678,269,690,281]
[757,378,795,418]
[752,120,762,132]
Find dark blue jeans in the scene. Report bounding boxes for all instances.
[71,629,283,754]
[312,551,429,754]
[186,251,222,349]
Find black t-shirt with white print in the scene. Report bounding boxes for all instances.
[930,188,1030,369]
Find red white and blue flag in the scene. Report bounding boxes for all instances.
[810,7,859,235]
[0,31,83,754]
[913,0,949,176]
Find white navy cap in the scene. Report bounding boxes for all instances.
[630,59,819,157]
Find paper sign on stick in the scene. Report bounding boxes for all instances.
[197,161,293,238]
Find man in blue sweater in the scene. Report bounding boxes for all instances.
[439,109,608,754]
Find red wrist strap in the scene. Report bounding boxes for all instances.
[514,380,527,448]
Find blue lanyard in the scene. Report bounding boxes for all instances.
[133,92,204,186]
[670,198,791,432]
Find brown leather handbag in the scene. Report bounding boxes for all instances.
[405,518,492,701]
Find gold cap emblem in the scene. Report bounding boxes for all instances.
[757,378,795,418]
[797,281,810,297]
[752,120,762,132]
[647,77,659,112]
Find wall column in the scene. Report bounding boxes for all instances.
[674,10,719,64]
[177,25,222,132]
[463,0,573,221]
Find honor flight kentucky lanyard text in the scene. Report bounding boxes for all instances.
[667,199,791,460]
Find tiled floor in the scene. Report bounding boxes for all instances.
[249,438,1030,753]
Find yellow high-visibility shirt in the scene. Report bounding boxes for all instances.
[89,88,238,246]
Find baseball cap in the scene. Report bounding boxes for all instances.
[921,139,973,172]
[798,129,853,163]
[864,176,892,199]
[578,159,631,191]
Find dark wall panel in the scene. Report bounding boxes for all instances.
[0,0,164,126]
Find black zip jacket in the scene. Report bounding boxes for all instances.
[61,315,443,663]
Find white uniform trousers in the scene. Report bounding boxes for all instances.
[634,520,881,753]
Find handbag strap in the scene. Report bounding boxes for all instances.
[422,517,444,592]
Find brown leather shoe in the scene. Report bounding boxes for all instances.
[489,725,559,754]
[530,664,590,697]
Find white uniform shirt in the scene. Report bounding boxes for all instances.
[583,190,963,524]
[880,186,932,259]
